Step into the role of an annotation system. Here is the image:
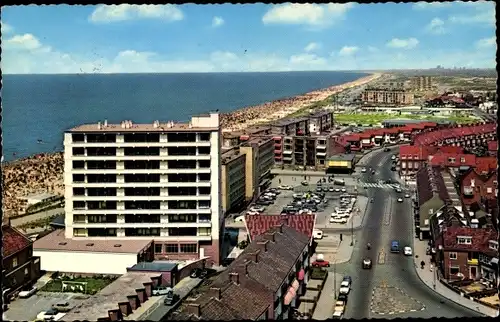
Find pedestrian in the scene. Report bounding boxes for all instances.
[279,179,281,184]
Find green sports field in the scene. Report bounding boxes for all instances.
[334,112,479,125]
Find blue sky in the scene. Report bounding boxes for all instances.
[1,2,496,74]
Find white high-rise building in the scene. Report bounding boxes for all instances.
[63,113,223,264]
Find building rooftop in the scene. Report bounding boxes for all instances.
[63,272,160,321]
[221,148,245,165]
[128,261,178,272]
[33,229,153,254]
[171,225,310,321]
[437,226,497,256]
[2,223,32,258]
[328,154,356,162]
[242,136,272,147]
[416,164,450,206]
[272,117,309,127]
[308,110,332,119]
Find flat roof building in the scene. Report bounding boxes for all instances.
[221,148,246,215]
[57,112,223,269]
[240,137,274,201]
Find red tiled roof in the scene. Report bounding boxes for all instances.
[244,214,316,241]
[399,145,430,160]
[428,153,476,167]
[474,157,498,175]
[438,226,497,255]
[413,122,496,146]
[2,224,32,258]
[488,141,498,152]
[437,146,464,154]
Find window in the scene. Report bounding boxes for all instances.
[450,267,460,275]
[12,257,18,268]
[198,160,210,168]
[73,161,85,169]
[73,188,85,196]
[198,147,210,155]
[199,133,210,141]
[199,201,210,209]
[73,201,86,210]
[457,237,472,245]
[460,157,465,163]
[448,157,455,163]
[72,147,85,156]
[25,268,29,276]
[199,214,211,223]
[487,187,492,194]
[73,174,85,183]
[166,244,179,253]
[180,244,197,253]
[154,244,163,254]
[199,228,211,236]
[449,252,457,260]
[74,229,87,237]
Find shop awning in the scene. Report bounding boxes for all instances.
[297,269,305,281]
[283,286,297,305]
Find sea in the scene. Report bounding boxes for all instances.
[1,71,368,162]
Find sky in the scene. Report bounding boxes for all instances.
[1,1,496,74]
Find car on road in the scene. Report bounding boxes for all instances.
[19,286,38,298]
[333,300,345,318]
[339,280,351,294]
[337,293,348,303]
[328,186,335,192]
[36,308,65,322]
[316,186,323,192]
[361,167,367,173]
[391,155,396,160]
[396,188,402,193]
[313,229,323,240]
[301,181,309,186]
[397,198,403,202]
[405,193,411,198]
[404,246,413,256]
[362,258,372,269]
[51,301,72,313]
[256,200,272,206]
[384,147,390,152]
[278,185,293,190]
[246,211,259,216]
[335,188,341,192]
[341,188,347,192]
[268,188,280,195]
[312,254,330,267]
[390,240,400,253]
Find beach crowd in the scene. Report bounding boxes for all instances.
[2,152,64,217]
[1,74,381,218]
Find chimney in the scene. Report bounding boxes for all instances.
[250,250,260,263]
[257,240,269,252]
[208,287,221,300]
[186,304,201,317]
[264,232,276,242]
[229,272,239,284]
[275,223,284,233]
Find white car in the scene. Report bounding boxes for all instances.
[341,188,347,192]
[361,167,367,173]
[19,287,37,298]
[36,309,66,321]
[250,206,265,213]
[396,188,402,193]
[339,281,351,294]
[246,211,259,216]
[334,213,350,218]
[330,217,348,224]
[335,188,341,192]
[391,155,396,160]
[405,193,411,198]
[278,185,293,190]
[404,247,413,256]
[397,198,403,203]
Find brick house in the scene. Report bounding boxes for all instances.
[2,220,41,304]
[460,167,498,206]
[435,226,498,284]
[487,141,497,156]
[170,224,311,320]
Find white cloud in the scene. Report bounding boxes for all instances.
[386,38,419,49]
[476,37,496,48]
[449,1,495,26]
[212,16,224,28]
[89,4,184,23]
[412,2,452,10]
[425,18,446,34]
[338,46,359,56]
[2,30,495,74]
[367,46,378,53]
[1,22,13,34]
[304,42,321,52]
[262,3,354,28]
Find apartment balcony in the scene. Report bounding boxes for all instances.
[72,222,212,228]
[467,258,479,265]
[71,182,212,188]
[275,155,283,160]
[274,149,282,154]
[316,145,327,150]
[72,208,212,215]
[69,141,211,148]
[283,150,293,155]
[316,152,327,158]
[72,195,210,201]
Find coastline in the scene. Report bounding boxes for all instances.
[1,73,382,217]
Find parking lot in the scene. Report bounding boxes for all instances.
[5,292,88,321]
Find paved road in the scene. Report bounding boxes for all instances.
[332,147,483,319]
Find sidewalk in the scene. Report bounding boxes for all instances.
[412,238,498,317]
[312,272,344,320]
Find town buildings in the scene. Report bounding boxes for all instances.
[2,219,41,303]
[170,223,312,320]
[361,88,415,106]
[240,137,274,201]
[221,149,246,215]
[35,113,224,271]
[412,76,433,91]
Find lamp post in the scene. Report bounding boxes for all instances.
[350,216,354,246]
[333,258,337,299]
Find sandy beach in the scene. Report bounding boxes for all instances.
[1,73,381,218]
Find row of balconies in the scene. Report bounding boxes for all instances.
[70,133,211,144]
[72,228,213,240]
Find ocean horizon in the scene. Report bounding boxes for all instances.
[2,71,368,161]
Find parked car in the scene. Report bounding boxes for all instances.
[405,193,411,198]
[316,186,323,192]
[19,286,38,298]
[36,308,65,321]
[313,229,323,240]
[397,198,403,202]
[51,301,72,313]
[153,286,172,296]
[361,167,367,173]
[250,206,265,213]
[278,185,293,190]
[330,217,348,224]
[312,254,330,267]
[301,181,309,186]
[339,280,351,294]
[404,246,413,256]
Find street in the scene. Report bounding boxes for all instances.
[331,147,483,319]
